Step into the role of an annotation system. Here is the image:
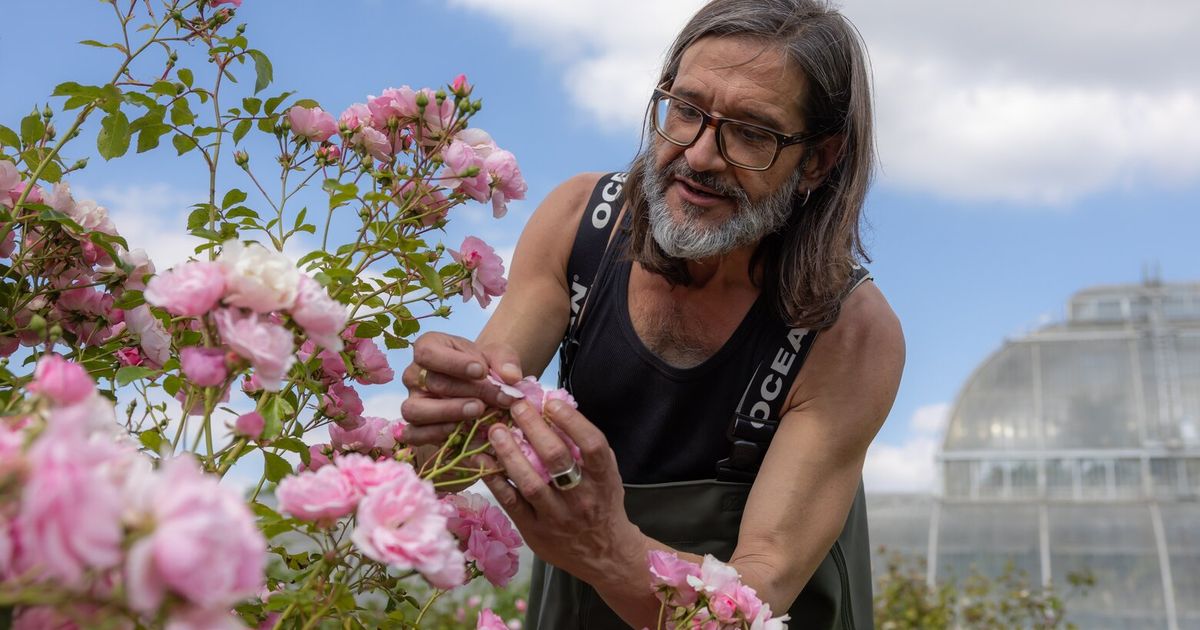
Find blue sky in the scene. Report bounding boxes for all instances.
[3,0,1198,492]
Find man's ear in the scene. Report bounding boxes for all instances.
[797,133,845,193]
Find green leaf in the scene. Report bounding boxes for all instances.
[263,452,291,483]
[149,80,177,98]
[242,97,262,115]
[264,91,295,115]
[116,365,157,386]
[136,123,170,153]
[172,133,196,155]
[113,290,145,310]
[96,110,131,160]
[79,39,112,48]
[419,264,444,298]
[0,124,19,148]
[170,99,195,127]
[51,82,102,98]
[246,49,273,94]
[138,428,164,452]
[177,68,194,88]
[162,374,182,397]
[222,188,247,209]
[354,322,383,339]
[20,112,45,145]
[232,119,252,144]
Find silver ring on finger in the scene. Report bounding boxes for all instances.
[550,461,583,491]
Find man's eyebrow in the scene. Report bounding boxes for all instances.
[672,86,789,132]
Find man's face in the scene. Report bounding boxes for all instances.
[643,36,810,260]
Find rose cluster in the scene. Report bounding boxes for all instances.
[487,371,582,483]
[648,551,790,630]
[445,491,524,587]
[0,355,265,629]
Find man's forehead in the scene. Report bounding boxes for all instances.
[673,36,805,128]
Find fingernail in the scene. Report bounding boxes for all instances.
[463,401,483,417]
[510,401,530,416]
[501,363,521,380]
[466,362,485,378]
[489,425,511,445]
[545,400,563,416]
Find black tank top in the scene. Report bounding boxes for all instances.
[568,213,804,483]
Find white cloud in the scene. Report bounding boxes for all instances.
[448,0,1200,205]
[79,182,203,270]
[864,402,950,493]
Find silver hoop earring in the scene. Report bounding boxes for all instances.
[801,188,812,207]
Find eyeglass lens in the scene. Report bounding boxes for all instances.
[654,97,778,169]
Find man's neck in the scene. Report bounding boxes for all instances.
[680,241,760,290]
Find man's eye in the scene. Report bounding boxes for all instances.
[673,102,702,121]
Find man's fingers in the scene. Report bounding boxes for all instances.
[401,393,486,425]
[479,453,534,523]
[398,422,460,446]
[481,342,523,384]
[488,424,561,513]
[509,401,577,478]
[543,401,614,476]
[411,332,487,380]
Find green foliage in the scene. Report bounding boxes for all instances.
[873,548,1095,630]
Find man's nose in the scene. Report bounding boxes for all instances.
[683,122,728,174]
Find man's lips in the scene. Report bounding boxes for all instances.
[674,176,727,198]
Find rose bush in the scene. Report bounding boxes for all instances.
[0,1,545,628]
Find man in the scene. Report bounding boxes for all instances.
[401,0,904,627]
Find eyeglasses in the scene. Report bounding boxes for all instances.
[650,87,818,171]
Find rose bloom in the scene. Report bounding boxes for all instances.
[276,465,362,524]
[648,550,702,607]
[124,305,172,367]
[287,105,338,143]
[353,126,392,162]
[367,86,419,129]
[180,346,228,388]
[124,456,265,613]
[477,609,508,630]
[445,492,523,587]
[451,236,507,308]
[321,382,364,423]
[144,260,226,317]
[335,453,408,494]
[298,443,334,472]
[291,275,347,352]
[351,469,466,589]
[0,228,15,259]
[352,337,394,385]
[233,411,265,440]
[210,0,241,6]
[218,239,301,313]
[27,354,95,407]
[440,140,490,202]
[483,149,527,219]
[338,102,371,132]
[214,308,296,391]
[329,415,392,453]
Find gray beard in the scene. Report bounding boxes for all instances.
[641,153,802,260]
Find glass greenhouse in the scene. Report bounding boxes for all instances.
[869,280,1200,629]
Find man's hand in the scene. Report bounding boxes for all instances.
[399,332,524,445]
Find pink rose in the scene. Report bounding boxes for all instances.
[441,140,490,202]
[321,382,364,423]
[276,465,361,524]
[648,550,702,607]
[351,469,466,589]
[210,0,242,6]
[395,179,451,226]
[419,89,457,139]
[214,308,296,392]
[0,161,19,206]
[234,411,265,440]
[451,73,472,96]
[354,126,392,161]
[510,426,581,485]
[330,416,392,453]
[483,149,526,218]
[367,86,419,129]
[115,346,143,367]
[218,239,301,314]
[335,453,408,494]
[298,443,333,472]
[14,428,125,587]
[450,236,507,308]
[124,456,265,613]
[0,227,16,259]
[291,275,347,352]
[174,385,230,417]
[124,305,172,367]
[445,492,523,587]
[164,607,245,630]
[477,609,508,630]
[338,103,371,132]
[686,554,742,597]
[144,261,227,317]
[180,346,228,388]
[352,337,394,385]
[28,354,95,407]
[287,106,338,143]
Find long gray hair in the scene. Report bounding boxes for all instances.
[624,0,876,329]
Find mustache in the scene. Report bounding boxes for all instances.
[660,158,748,203]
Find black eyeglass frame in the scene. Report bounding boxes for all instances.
[650,87,821,172]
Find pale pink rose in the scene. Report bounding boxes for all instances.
[210,0,242,6]
[455,127,496,159]
[218,239,301,314]
[115,346,143,366]
[395,179,451,226]
[0,161,19,206]
[512,377,545,412]
[14,428,125,587]
[214,308,296,392]
[11,180,44,207]
[367,86,420,128]
[28,354,95,406]
[174,385,230,416]
[477,609,508,630]
[241,373,264,394]
[648,550,702,607]
[114,248,156,291]
[330,416,392,453]
[287,105,338,143]
[545,388,578,410]
[515,598,527,613]
[686,554,742,597]
[338,102,372,132]
[354,126,392,161]
[292,275,347,352]
[509,426,582,485]
[445,492,523,587]
[180,346,228,387]
[441,140,490,202]
[298,443,334,472]
[352,337,394,385]
[234,411,265,440]
[351,470,466,588]
[316,143,341,164]
[165,607,245,630]
[276,465,361,523]
[718,582,765,623]
[123,456,265,613]
[335,453,408,494]
[321,381,363,423]
[486,370,525,399]
[419,89,457,139]
[451,73,472,96]
[11,606,83,630]
[0,226,16,259]
[451,236,507,308]
[483,149,526,218]
[144,261,226,317]
[125,305,172,367]
[65,198,117,236]
[750,605,789,630]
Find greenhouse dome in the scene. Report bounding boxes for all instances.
[868,279,1200,629]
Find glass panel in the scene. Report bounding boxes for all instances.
[1010,460,1038,498]
[1177,336,1200,447]
[1049,505,1165,624]
[1151,458,1181,498]
[975,460,1007,499]
[943,460,971,498]
[1041,339,1139,448]
[1046,458,1075,499]
[1114,458,1143,499]
[936,504,1041,584]
[944,344,1035,450]
[1187,458,1200,498]
[1161,504,1200,617]
[865,494,933,568]
[1080,458,1110,500]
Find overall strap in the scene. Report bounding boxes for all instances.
[717,264,873,482]
[557,172,628,389]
